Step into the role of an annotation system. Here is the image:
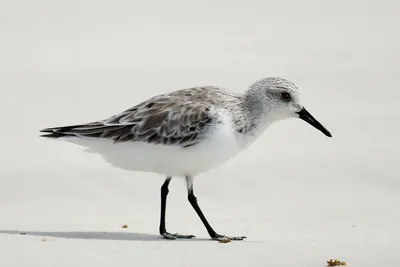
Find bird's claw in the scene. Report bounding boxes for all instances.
[213,235,247,241]
[161,232,196,240]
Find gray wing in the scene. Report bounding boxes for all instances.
[40,94,214,148]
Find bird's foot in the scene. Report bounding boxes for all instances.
[161,232,195,240]
[212,234,247,242]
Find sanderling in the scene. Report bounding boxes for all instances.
[40,77,331,241]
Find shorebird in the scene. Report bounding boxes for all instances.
[40,77,332,241]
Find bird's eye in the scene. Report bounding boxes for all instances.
[280,92,291,101]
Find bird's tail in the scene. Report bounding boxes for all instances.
[40,125,85,138]
[39,122,106,139]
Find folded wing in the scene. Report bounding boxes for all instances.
[40,95,214,148]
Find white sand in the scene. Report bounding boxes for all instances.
[1,1,399,266]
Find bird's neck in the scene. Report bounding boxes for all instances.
[234,91,273,140]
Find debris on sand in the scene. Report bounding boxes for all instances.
[218,238,232,243]
[327,259,346,266]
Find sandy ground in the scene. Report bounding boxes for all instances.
[1,1,399,266]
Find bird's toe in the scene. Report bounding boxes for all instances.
[213,234,247,242]
[161,232,195,240]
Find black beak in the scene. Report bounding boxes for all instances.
[296,107,332,137]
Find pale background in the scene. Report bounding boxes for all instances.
[0,1,399,266]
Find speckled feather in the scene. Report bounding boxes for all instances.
[40,86,244,148]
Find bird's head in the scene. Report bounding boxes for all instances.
[246,77,332,137]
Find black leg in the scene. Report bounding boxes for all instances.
[186,176,246,241]
[159,177,171,235]
[159,177,195,240]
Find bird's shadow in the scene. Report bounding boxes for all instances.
[0,230,210,242]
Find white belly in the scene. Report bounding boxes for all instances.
[60,118,249,178]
